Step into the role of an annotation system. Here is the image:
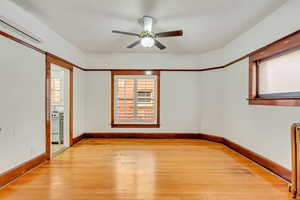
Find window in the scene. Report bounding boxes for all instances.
[258,48,300,97]
[249,31,300,106]
[51,78,62,104]
[111,71,160,128]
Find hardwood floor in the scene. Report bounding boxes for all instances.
[0,139,290,200]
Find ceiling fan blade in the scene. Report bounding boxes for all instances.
[155,30,183,38]
[127,40,141,48]
[112,30,140,37]
[155,40,166,50]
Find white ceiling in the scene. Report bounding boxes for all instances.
[11,0,288,54]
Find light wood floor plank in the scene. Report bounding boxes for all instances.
[0,139,290,200]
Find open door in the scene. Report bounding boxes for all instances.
[46,54,73,158]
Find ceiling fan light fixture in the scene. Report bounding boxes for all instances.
[112,15,183,50]
[141,37,154,48]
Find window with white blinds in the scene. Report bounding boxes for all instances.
[51,78,62,104]
[112,71,160,127]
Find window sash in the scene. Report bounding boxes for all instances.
[51,78,63,104]
[114,75,157,124]
[258,47,300,96]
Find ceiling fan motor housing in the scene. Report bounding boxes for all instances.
[139,16,155,32]
[140,31,154,39]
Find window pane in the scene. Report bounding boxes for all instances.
[51,79,62,103]
[259,47,300,95]
[136,79,155,122]
[116,79,135,122]
[114,75,157,124]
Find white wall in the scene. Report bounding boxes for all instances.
[0,0,87,138]
[223,0,300,63]
[221,58,300,169]
[85,71,202,133]
[214,0,300,169]
[86,48,225,69]
[199,58,298,170]
[0,0,88,174]
[199,69,224,137]
[0,0,86,66]
[86,53,204,69]
[0,35,45,174]
[195,0,300,170]
[73,68,86,137]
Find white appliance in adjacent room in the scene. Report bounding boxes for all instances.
[51,111,64,144]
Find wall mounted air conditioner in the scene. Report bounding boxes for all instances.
[0,15,42,43]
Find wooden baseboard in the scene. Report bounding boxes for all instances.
[0,153,48,188]
[84,132,225,142]
[84,132,223,143]
[84,132,204,139]
[197,133,224,143]
[0,132,85,188]
[223,138,291,182]
[82,132,291,182]
[73,134,85,145]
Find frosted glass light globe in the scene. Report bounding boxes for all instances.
[141,37,155,48]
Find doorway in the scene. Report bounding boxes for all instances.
[50,64,69,156]
[46,54,74,158]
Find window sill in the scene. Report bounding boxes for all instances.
[248,98,300,106]
[111,124,160,128]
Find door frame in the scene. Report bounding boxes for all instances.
[45,53,74,159]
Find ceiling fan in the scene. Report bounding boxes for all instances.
[112,16,183,50]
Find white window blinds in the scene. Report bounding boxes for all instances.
[114,75,157,124]
[51,78,62,104]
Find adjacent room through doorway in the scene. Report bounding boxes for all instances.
[50,64,71,157]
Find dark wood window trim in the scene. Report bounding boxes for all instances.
[111,70,160,128]
[249,31,300,106]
